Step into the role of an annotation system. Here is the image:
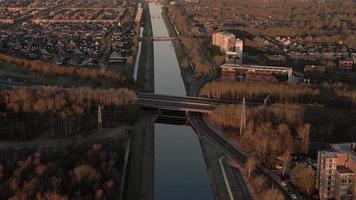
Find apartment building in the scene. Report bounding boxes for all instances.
[220,63,293,83]
[212,31,243,63]
[317,143,356,200]
[339,59,354,72]
[304,65,326,83]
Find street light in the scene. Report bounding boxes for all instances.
[226,133,229,154]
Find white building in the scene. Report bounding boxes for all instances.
[212,31,243,63]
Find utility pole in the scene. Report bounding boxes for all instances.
[98,104,102,134]
[240,97,246,136]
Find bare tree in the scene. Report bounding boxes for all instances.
[297,123,311,154]
[36,192,68,200]
[277,123,290,136]
[290,164,315,195]
[245,157,256,178]
[278,150,291,177]
[255,176,266,193]
[0,164,3,182]
[261,188,284,200]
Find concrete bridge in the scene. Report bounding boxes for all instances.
[137,93,219,114]
[137,92,262,114]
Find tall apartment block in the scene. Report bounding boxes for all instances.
[317,143,356,200]
[212,31,243,64]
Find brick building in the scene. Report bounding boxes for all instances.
[339,60,354,72]
[304,65,326,83]
[220,64,293,83]
[316,143,356,200]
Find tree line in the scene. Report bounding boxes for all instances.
[0,53,126,84]
[1,87,137,115]
[0,87,138,139]
[167,5,212,77]
[201,80,356,109]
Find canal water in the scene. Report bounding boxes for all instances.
[149,3,214,200]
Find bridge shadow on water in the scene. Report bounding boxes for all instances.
[155,109,188,125]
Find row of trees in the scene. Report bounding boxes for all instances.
[0,53,126,83]
[201,81,318,104]
[0,87,138,139]
[242,165,285,200]
[2,87,137,115]
[201,81,356,108]
[125,21,141,67]
[0,139,127,199]
[249,163,316,199]
[167,5,212,77]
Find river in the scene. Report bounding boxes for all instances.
[149,3,214,200]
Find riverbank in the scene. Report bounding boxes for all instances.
[160,7,195,94]
[136,1,154,93]
[161,6,216,96]
[200,132,255,200]
[161,4,248,200]
[124,115,156,200]
[124,1,155,200]
[150,3,214,199]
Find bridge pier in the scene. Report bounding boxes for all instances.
[186,110,189,124]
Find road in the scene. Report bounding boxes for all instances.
[188,113,303,200]
[230,165,253,200]
[3,80,356,124]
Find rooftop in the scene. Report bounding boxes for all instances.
[331,143,356,153]
[220,63,292,72]
[337,166,354,174]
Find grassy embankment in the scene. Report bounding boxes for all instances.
[124,2,155,200]
[161,7,196,92]
[135,1,154,93]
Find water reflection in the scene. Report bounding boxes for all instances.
[149,3,213,200]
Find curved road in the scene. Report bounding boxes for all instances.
[189,113,302,200]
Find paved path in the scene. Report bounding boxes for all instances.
[219,156,235,200]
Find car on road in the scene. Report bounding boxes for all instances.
[275,164,283,170]
[281,181,287,187]
[290,193,297,199]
